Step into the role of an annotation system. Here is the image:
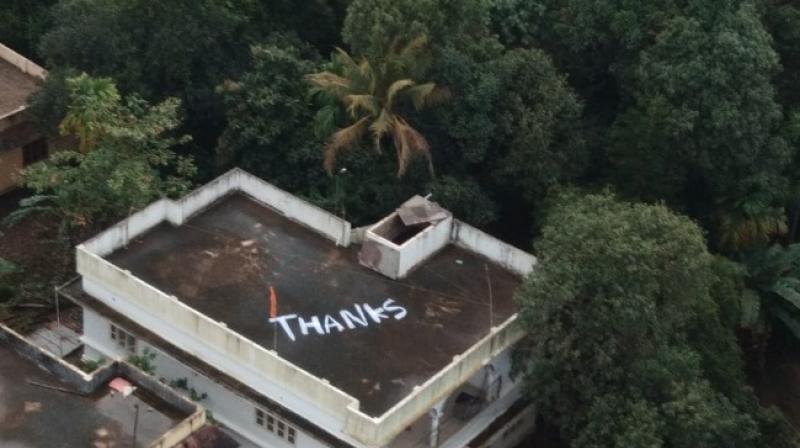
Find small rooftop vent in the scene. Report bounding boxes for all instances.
[359,196,453,279]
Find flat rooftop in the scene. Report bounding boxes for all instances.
[0,58,38,116]
[107,193,521,416]
[0,342,188,447]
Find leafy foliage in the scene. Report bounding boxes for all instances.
[0,258,17,303]
[19,74,195,229]
[218,41,324,192]
[0,0,54,59]
[308,36,451,177]
[515,191,796,447]
[128,348,157,375]
[343,0,491,60]
[742,244,800,342]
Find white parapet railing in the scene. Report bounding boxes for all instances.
[82,168,352,257]
[76,248,361,434]
[452,220,537,277]
[0,43,46,80]
[77,168,533,447]
[342,316,524,446]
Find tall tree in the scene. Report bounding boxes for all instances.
[610,3,792,246]
[17,74,195,229]
[218,41,325,193]
[515,191,796,448]
[0,0,55,60]
[343,0,490,60]
[38,0,257,177]
[307,36,451,177]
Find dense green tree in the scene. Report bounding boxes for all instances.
[515,191,796,447]
[0,0,55,60]
[217,42,325,193]
[610,3,791,228]
[17,74,195,229]
[764,0,800,109]
[0,259,16,303]
[37,0,257,177]
[343,0,491,60]
[740,244,800,361]
[217,39,423,225]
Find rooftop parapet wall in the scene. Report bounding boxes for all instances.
[343,315,524,447]
[77,168,535,447]
[0,43,45,122]
[76,249,360,425]
[0,43,45,80]
[82,168,352,257]
[452,220,537,276]
[78,243,527,447]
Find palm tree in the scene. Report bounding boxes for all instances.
[716,194,787,252]
[59,73,121,153]
[306,36,450,177]
[741,243,800,371]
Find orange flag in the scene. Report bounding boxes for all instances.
[269,286,278,318]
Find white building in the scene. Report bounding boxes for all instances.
[59,168,538,448]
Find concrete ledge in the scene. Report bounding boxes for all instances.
[453,221,537,276]
[344,315,525,446]
[0,43,46,79]
[82,168,352,257]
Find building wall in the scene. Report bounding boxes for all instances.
[83,306,527,448]
[83,307,332,448]
[78,271,361,445]
[0,43,46,79]
[0,146,22,193]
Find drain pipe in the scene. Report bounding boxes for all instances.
[429,398,447,448]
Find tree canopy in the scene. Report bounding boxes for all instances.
[4,0,800,443]
[19,74,195,229]
[515,191,796,447]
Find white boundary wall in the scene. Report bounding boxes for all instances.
[82,168,352,257]
[77,251,361,442]
[77,168,536,447]
[452,220,537,276]
[83,308,330,448]
[0,43,46,123]
[0,43,46,79]
[343,316,524,446]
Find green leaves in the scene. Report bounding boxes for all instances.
[19,75,195,230]
[307,40,447,177]
[515,191,795,447]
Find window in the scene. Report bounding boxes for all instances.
[110,324,137,354]
[255,407,296,445]
[22,139,48,166]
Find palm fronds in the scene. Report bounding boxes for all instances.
[323,116,370,174]
[307,34,449,177]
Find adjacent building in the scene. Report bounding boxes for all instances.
[60,168,538,448]
[0,43,47,194]
[0,320,205,447]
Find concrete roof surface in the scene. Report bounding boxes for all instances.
[107,193,521,416]
[0,58,38,117]
[0,343,187,447]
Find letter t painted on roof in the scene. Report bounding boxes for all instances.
[270,314,298,342]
